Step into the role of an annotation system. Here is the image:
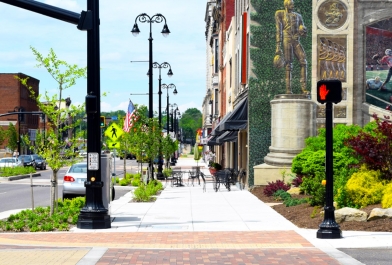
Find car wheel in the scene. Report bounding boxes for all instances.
[63,192,69,201]
[111,187,115,201]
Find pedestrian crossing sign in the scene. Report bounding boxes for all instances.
[104,123,123,141]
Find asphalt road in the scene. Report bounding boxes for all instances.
[0,157,139,213]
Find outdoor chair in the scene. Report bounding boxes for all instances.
[188,168,200,186]
[199,172,215,192]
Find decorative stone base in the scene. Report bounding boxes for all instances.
[253,163,292,185]
[264,94,315,167]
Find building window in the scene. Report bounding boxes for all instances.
[229,58,232,88]
[214,89,219,117]
[214,38,219,74]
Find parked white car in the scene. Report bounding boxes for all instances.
[0,157,22,168]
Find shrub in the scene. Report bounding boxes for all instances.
[131,177,141,187]
[0,197,85,232]
[0,166,36,177]
[345,167,385,208]
[382,183,392,208]
[133,179,163,202]
[273,190,307,207]
[119,178,131,186]
[345,115,392,179]
[300,172,325,206]
[263,180,290,197]
[291,175,303,187]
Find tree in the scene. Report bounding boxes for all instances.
[6,123,18,153]
[180,108,202,143]
[18,47,86,215]
[0,127,5,148]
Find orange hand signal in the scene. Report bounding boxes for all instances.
[319,84,329,100]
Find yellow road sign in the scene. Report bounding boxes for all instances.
[107,140,120,149]
[104,123,123,141]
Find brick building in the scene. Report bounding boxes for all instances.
[0,73,40,153]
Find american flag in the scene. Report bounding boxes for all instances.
[123,100,136,132]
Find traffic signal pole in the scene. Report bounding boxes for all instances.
[1,0,110,229]
[316,79,342,239]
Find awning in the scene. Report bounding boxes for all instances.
[207,134,223,146]
[216,97,248,132]
[216,131,238,144]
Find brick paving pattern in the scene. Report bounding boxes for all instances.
[0,231,341,265]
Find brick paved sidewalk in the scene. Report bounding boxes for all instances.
[0,231,340,265]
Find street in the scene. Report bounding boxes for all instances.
[0,157,139,213]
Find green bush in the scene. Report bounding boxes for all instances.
[382,183,392,208]
[133,179,163,202]
[292,124,362,207]
[131,177,141,187]
[0,166,36,177]
[0,197,85,232]
[273,190,307,207]
[119,178,130,186]
[345,167,386,208]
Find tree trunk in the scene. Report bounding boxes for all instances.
[50,170,58,216]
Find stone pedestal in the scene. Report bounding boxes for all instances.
[254,94,316,185]
[264,94,315,166]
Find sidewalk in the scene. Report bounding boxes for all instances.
[0,156,391,264]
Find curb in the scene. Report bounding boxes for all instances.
[4,173,41,181]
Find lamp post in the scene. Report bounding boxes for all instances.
[149,62,173,179]
[161,83,178,133]
[131,13,170,119]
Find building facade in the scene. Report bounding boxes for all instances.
[0,73,40,153]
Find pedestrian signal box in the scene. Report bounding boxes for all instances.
[100,116,106,127]
[317,80,342,104]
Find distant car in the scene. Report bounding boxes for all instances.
[32,154,47,170]
[78,150,87,158]
[62,162,115,200]
[18,155,36,168]
[0,157,22,168]
[119,153,136,160]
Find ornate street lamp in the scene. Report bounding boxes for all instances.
[161,83,177,133]
[131,13,170,119]
[149,62,172,179]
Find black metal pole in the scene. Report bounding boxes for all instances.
[18,112,21,155]
[77,0,110,229]
[317,102,341,238]
[148,28,153,120]
[157,68,163,179]
[167,91,170,133]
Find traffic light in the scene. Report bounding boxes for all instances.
[100,116,106,127]
[317,80,342,104]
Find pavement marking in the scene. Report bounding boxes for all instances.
[0,248,90,265]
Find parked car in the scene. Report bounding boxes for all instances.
[119,152,136,160]
[32,154,47,170]
[62,162,115,200]
[0,157,22,168]
[78,150,87,158]
[18,155,36,168]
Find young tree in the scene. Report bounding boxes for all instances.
[0,127,5,148]
[6,123,18,153]
[18,47,86,215]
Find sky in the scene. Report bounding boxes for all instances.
[0,0,207,115]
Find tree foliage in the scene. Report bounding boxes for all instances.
[6,123,18,152]
[180,108,202,142]
[19,47,86,215]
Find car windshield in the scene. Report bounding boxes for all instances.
[32,155,42,160]
[69,164,87,173]
[19,156,32,162]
